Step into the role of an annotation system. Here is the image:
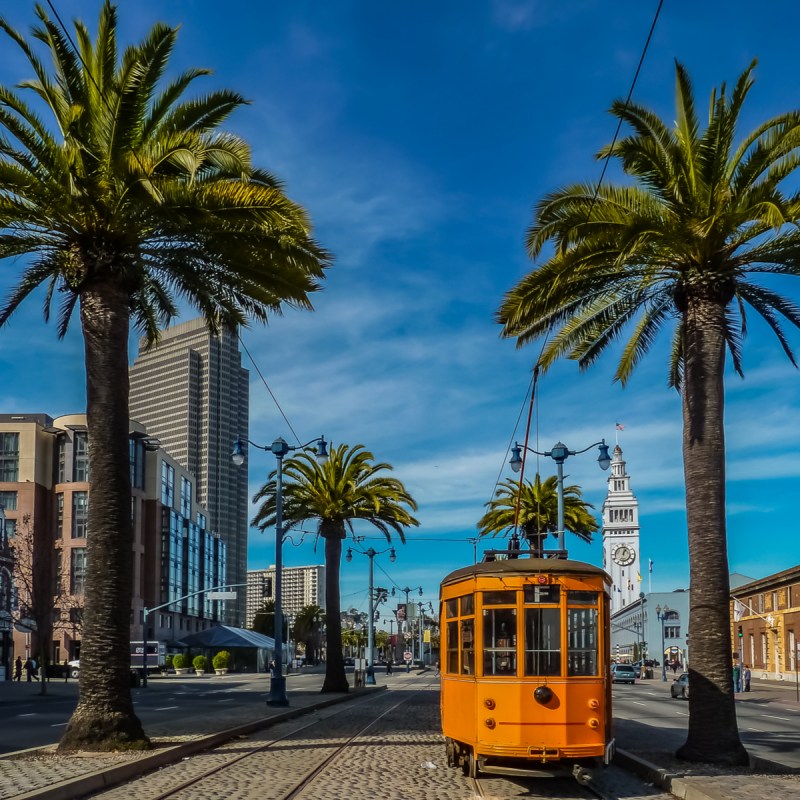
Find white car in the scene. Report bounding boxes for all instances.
[67,659,80,679]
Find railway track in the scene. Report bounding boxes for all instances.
[87,681,659,800]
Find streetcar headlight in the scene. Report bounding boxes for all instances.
[533,685,553,704]
[484,698,495,710]
[588,698,599,710]
[484,718,496,729]
[588,718,600,729]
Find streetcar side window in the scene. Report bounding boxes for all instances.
[446,621,459,673]
[446,599,459,618]
[461,618,475,674]
[568,591,597,605]
[523,608,561,676]
[460,594,474,615]
[482,608,517,675]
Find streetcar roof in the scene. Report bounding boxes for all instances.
[440,557,610,588]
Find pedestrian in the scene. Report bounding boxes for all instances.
[732,663,741,693]
[743,664,751,692]
[385,659,393,675]
[64,658,69,683]
[31,656,39,681]
[435,660,440,677]
[24,657,33,682]
[672,660,679,676]
[14,655,22,681]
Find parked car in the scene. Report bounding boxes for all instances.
[343,657,355,667]
[610,663,637,684]
[68,660,141,687]
[670,672,689,699]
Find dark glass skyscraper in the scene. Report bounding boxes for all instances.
[130,318,249,625]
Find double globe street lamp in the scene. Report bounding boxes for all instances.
[232,434,328,706]
[346,544,396,685]
[510,439,611,555]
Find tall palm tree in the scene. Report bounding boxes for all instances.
[251,443,419,692]
[0,4,330,751]
[478,475,598,555]
[498,61,800,765]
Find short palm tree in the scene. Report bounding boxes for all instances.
[252,443,419,692]
[477,475,598,555]
[498,61,800,765]
[0,4,329,751]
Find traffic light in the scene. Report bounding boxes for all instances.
[738,625,743,638]
[261,576,272,597]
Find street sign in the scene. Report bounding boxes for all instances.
[206,591,237,600]
[403,650,413,662]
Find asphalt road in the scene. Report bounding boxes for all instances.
[0,671,330,754]
[611,676,800,768]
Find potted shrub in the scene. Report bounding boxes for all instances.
[192,655,208,676]
[173,653,189,675]
[163,654,174,674]
[212,650,231,675]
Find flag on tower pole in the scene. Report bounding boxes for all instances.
[648,558,653,593]
[615,422,625,431]
[614,422,624,445]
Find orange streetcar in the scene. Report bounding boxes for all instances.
[440,551,613,783]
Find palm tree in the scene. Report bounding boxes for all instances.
[252,443,419,692]
[477,475,598,555]
[292,604,323,664]
[0,4,330,751]
[498,61,800,765]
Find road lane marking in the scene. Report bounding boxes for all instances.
[216,698,234,703]
[747,727,764,732]
[17,713,36,717]
[50,723,69,727]
[761,715,792,721]
[631,701,648,706]
[154,706,179,711]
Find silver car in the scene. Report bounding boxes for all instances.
[670,672,689,699]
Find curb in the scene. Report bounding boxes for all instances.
[10,687,384,800]
[614,747,799,800]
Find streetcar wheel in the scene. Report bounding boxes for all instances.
[445,738,456,768]
[462,749,478,778]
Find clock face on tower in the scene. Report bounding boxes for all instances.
[612,543,636,566]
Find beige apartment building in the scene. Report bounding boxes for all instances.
[0,413,227,674]
[246,565,325,628]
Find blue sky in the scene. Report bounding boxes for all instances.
[1,1,800,622]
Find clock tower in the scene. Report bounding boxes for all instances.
[601,444,641,614]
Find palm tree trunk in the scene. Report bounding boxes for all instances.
[676,295,747,765]
[321,522,349,693]
[59,282,148,751]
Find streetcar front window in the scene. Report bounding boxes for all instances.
[567,606,598,676]
[482,608,517,675]
[446,599,458,618]
[446,621,459,673]
[523,608,561,676]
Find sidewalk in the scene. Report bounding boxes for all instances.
[1,672,798,800]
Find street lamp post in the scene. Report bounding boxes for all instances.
[232,434,328,706]
[656,603,670,682]
[346,545,396,685]
[393,585,423,663]
[510,439,611,555]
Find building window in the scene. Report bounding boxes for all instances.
[72,492,88,538]
[161,462,175,507]
[73,432,89,482]
[0,490,17,510]
[71,548,87,593]
[56,493,64,538]
[197,512,206,530]
[665,625,680,638]
[0,432,19,481]
[181,476,192,518]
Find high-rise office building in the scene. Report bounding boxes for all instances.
[130,318,249,625]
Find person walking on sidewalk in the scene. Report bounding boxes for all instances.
[743,664,751,692]
[14,655,22,681]
[24,657,34,682]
